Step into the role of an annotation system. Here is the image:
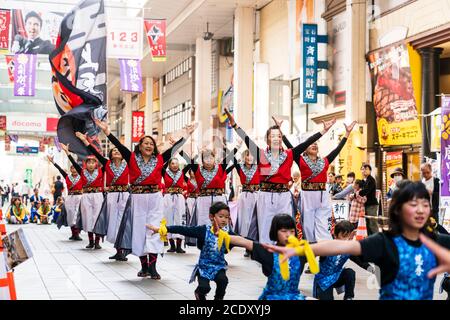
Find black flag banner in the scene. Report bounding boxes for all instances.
[49,0,107,158]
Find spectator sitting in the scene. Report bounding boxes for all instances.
[6,197,29,224]
[51,196,64,224]
[37,198,51,224]
[30,201,41,223]
[30,188,44,207]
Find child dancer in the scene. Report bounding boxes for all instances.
[147,202,235,300]
[225,107,335,244]
[229,214,314,300]
[75,132,129,261]
[61,143,104,249]
[95,119,196,279]
[264,181,450,300]
[313,220,373,300]
[47,155,83,241]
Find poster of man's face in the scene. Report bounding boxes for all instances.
[11,10,65,55]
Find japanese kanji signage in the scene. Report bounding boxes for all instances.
[119,59,143,93]
[107,17,143,60]
[368,43,421,146]
[302,24,318,103]
[332,200,349,221]
[132,111,145,143]
[0,9,11,53]
[144,19,166,62]
[441,96,450,198]
[386,151,403,190]
[13,53,37,96]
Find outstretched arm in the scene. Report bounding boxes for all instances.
[162,123,198,163]
[179,150,198,172]
[224,107,261,163]
[67,155,82,175]
[229,235,254,251]
[47,156,67,178]
[94,119,132,162]
[325,121,356,163]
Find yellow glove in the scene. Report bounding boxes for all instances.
[210,225,230,253]
[159,218,168,242]
[279,235,319,281]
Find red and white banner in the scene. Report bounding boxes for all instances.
[0,9,11,53]
[144,19,166,62]
[132,111,145,142]
[5,55,14,82]
[46,117,58,132]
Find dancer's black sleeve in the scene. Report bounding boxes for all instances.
[234,127,261,163]
[326,137,348,163]
[282,135,294,149]
[349,255,370,270]
[179,150,198,172]
[251,242,274,277]
[162,137,187,163]
[221,147,238,171]
[167,225,206,240]
[86,144,108,167]
[52,162,67,178]
[67,155,82,175]
[182,164,191,175]
[107,133,132,162]
[291,132,323,161]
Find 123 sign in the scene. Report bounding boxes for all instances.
[107,17,143,60]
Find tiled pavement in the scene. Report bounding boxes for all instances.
[3,223,448,300]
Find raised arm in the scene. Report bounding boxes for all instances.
[60,143,82,175]
[162,123,198,163]
[325,121,356,163]
[76,131,108,166]
[179,150,199,172]
[94,119,132,162]
[47,155,67,178]
[224,107,261,163]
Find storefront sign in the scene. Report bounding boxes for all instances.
[386,151,403,190]
[368,43,421,146]
[0,9,11,53]
[144,19,166,62]
[337,131,364,180]
[132,111,145,142]
[0,115,6,130]
[13,53,37,96]
[7,115,46,132]
[107,17,143,60]
[119,59,143,93]
[332,200,349,221]
[440,96,450,199]
[302,24,318,103]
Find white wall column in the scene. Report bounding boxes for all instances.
[144,77,153,137]
[194,37,212,149]
[234,6,255,132]
[124,93,132,149]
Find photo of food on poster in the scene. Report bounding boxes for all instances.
[10,9,65,55]
[368,44,422,146]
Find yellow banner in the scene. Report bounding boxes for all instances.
[377,118,421,146]
[337,131,365,180]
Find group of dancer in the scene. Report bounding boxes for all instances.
[46,109,450,300]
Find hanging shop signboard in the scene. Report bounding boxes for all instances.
[386,151,403,191]
[144,19,166,62]
[119,59,143,93]
[440,96,450,199]
[13,53,37,96]
[132,111,145,143]
[302,24,318,103]
[107,17,143,60]
[367,43,421,146]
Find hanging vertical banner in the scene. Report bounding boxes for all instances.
[368,43,422,146]
[132,111,145,142]
[54,136,61,152]
[0,115,6,131]
[5,55,14,82]
[144,19,166,62]
[0,9,11,54]
[302,24,318,103]
[13,53,37,96]
[106,17,143,60]
[119,59,143,93]
[441,96,450,199]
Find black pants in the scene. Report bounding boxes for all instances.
[315,268,356,300]
[1,195,8,207]
[196,269,228,300]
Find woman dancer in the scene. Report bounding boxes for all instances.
[75,132,129,261]
[224,107,335,244]
[47,155,83,241]
[61,143,104,249]
[277,119,356,242]
[95,119,197,279]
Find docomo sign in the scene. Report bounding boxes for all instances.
[6,115,59,132]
